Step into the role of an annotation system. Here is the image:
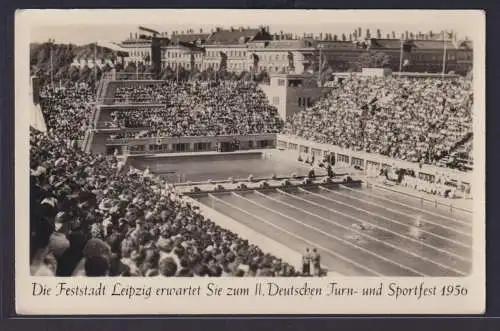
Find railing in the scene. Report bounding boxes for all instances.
[100,97,166,105]
[115,72,156,80]
[369,181,472,214]
[277,134,473,184]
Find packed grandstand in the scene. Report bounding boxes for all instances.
[30,61,473,277]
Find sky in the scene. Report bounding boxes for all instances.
[22,10,483,45]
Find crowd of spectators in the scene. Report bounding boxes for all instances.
[39,83,95,141]
[30,128,300,277]
[107,81,283,138]
[284,76,473,168]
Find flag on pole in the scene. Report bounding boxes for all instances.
[49,38,54,86]
[288,51,295,72]
[399,37,404,73]
[441,30,450,76]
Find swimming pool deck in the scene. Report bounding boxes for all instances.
[127,149,269,159]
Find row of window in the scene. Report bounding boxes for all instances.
[130,49,293,61]
[205,50,247,58]
[164,50,288,59]
[298,97,313,107]
[410,54,458,62]
[109,140,275,155]
[129,50,150,57]
[129,47,469,64]
[160,61,290,73]
[166,52,204,58]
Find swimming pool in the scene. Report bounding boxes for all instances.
[194,184,472,277]
[128,151,311,183]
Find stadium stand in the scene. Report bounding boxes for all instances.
[30,128,300,277]
[31,70,474,277]
[106,81,283,137]
[283,76,473,170]
[39,83,95,142]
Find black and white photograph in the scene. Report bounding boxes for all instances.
[16,9,485,314]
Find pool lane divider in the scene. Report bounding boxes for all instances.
[289,187,471,265]
[340,184,472,226]
[206,193,377,276]
[329,185,473,238]
[183,194,344,276]
[236,191,423,276]
[315,186,472,250]
[266,190,467,277]
[338,184,472,227]
[369,182,473,215]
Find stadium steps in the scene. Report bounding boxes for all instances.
[449,132,473,155]
[82,129,94,153]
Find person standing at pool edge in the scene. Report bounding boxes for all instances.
[302,248,311,276]
[312,248,321,276]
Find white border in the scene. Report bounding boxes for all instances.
[15,9,485,315]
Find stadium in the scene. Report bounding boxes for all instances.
[29,25,473,278]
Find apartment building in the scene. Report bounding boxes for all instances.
[119,27,473,75]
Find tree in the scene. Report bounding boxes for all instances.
[36,44,50,67]
[191,71,202,81]
[239,70,252,81]
[333,34,338,41]
[68,66,80,82]
[351,52,391,71]
[341,33,347,41]
[377,29,382,39]
[85,65,102,86]
[79,65,91,83]
[229,71,239,81]
[255,69,269,83]
[54,65,69,81]
[114,62,124,72]
[101,63,113,74]
[177,66,190,81]
[137,62,147,73]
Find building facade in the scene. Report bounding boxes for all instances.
[260,73,332,120]
[120,32,153,65]
[119,27,474,76]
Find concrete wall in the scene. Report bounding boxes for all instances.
[90,132,276,155]
[260,82,331,120]
[284,86,331,120]
[276,134,473,185]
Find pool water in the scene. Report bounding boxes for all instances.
[129,152,310,183]
[195,185,472,277]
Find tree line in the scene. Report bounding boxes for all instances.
[30,42,395,87]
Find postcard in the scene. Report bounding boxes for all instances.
[16,9,485,314]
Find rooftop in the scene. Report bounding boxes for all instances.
[170,33,210,45]
[205,27,271,45]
